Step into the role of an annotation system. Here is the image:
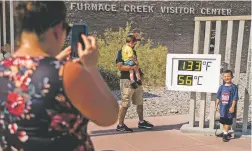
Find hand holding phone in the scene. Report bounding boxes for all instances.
[70,24,88,58]
[75,35,99,69]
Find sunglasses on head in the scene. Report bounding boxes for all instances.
[62,22,72,37]
[50,20,72,37]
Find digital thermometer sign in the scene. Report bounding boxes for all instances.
[166,54,221,93]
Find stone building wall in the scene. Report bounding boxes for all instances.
[66,1,251,72]
[0,1,251,72]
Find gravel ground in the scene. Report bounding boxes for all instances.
[112,73,251,128]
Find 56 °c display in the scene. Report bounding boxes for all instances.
[177,75,193,86]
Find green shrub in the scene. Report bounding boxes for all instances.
[97,23,168,89]
[99,67,120,90]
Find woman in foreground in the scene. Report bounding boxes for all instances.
[0,1,119,151]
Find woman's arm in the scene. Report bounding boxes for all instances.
[62,35,119,127]
[63,62,119,126]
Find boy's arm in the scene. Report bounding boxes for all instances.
[127,47,134,58]
[229,85,239,113]
[116,50,136,71]
[230,101,237,109]
[215,86,222,110]
[215,99,220,110]
[229,100,237,113]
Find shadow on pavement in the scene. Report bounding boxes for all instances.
[116,91,161,100]
[143,92,161,98]
[90,122,188,137]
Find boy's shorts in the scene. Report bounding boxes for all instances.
[220,117,233,125]
[124,60,136,66]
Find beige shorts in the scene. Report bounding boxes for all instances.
[120,79,143,108]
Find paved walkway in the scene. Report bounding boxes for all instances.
[88,115,251,151]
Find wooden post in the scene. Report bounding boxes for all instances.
[203,21,212,54]
[242,89,249,134]
[232,20,245,131]
[242,23,251,134]
[234,20,245,84]
[199,21,211,128]
[0,3,1,50]
[209,20,222,129]
[249,25,252,102]
[10,1,15,54]
[214,21,222,54]
[210,94,217,129]
[189,20,200,127]
[225,21,233,69]
[199,93,206,128]
[189,93,196,127]
[2,1,6,45]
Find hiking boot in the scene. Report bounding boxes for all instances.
[116,124,133,132]
[130,82,138,89]
[136,80,142,85]
[138,120,154,129]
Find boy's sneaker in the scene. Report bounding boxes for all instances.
[130,82,138,89]
[216,132,232,138]
[116,124,133,132]
[138,120,154,129]
[136,80,142,85]
[222,134,230,142]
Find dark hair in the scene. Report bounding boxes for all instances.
[14,1,66,41]
[126,34,136,43]
[223,69,233,78]
[126,32,142,43]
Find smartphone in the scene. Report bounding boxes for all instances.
[70,24,88,58]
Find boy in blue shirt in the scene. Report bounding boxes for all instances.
[216,70,239,142]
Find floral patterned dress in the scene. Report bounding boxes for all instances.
[0,56,94,151]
